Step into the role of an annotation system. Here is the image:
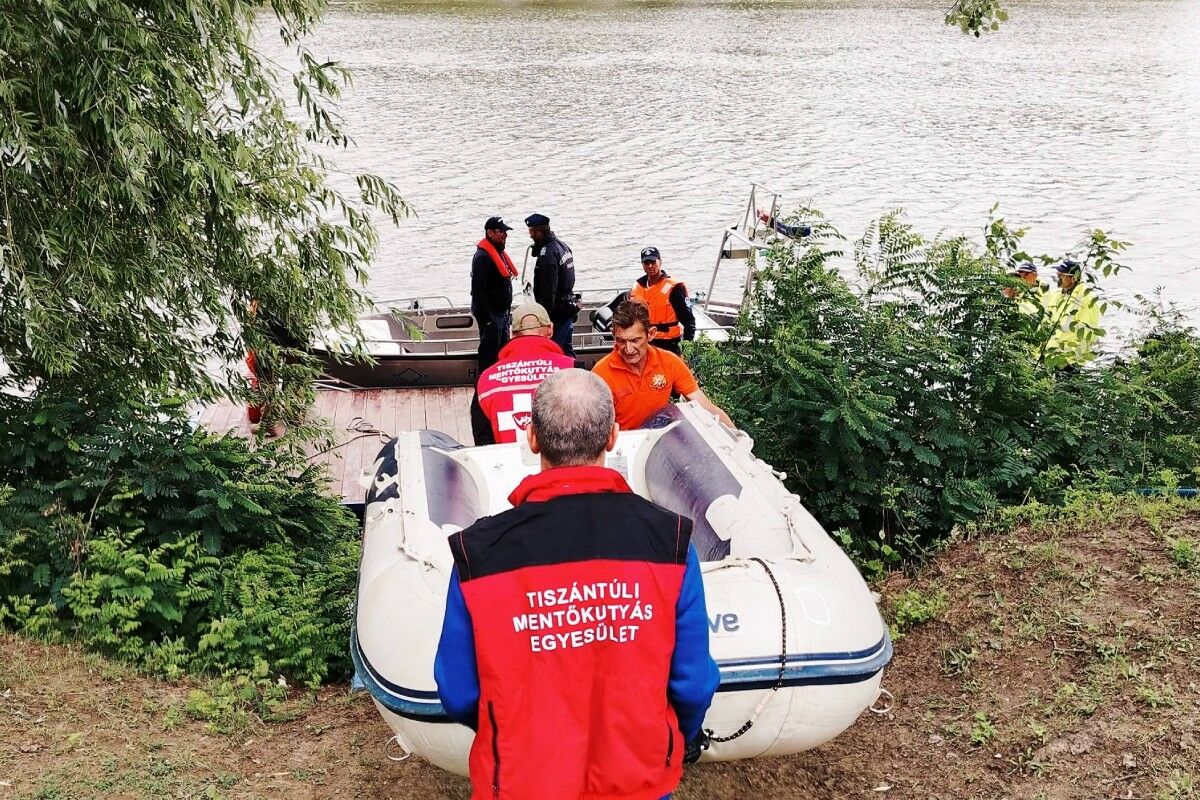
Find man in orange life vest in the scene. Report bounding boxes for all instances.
[473,302,576,445]
[471,216,519,373]
[630,246,695,356]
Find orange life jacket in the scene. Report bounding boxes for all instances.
[478,238,518,278]
[630,276,685,341]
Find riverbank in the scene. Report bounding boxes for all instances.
[4,497,1196,799]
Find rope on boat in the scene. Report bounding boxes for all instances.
[704,556,788,745]
[306,417,391,461]
[384,734,413,762]
[869,688,894,715]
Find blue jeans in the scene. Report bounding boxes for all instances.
[552,318,575,358]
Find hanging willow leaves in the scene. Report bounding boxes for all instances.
[0,0,406,418]
[946,0,1010,37]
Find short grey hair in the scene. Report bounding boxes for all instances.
[531,369,615,466]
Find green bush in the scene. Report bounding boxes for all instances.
[694,208,1200,564]
[0,391,359,686]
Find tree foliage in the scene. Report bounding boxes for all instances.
[0,390,360,686]
[692,209,1200,575]
[0,0,404,414]
[946,0,1010,37]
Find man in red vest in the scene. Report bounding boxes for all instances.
[472,302,575,445]
[471,216,519,373]
[436,368,720,799]
[629,246,695,355]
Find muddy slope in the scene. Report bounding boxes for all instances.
[3,509,1198,799]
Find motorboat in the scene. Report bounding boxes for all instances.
[312,293,736,388]
[313,184,806,388]
[350,401,892,773]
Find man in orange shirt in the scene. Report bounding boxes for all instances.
[592,300,734,431]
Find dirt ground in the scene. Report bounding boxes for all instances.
[3,508,1198,800]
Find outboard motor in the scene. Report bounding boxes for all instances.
[591,290,629,333]
[590,304,614,333]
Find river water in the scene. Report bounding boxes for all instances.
[265,0,1200,328]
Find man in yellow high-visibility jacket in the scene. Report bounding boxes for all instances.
[1040,259,1103,366]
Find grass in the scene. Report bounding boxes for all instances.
[3,493,1198,800]
[860,494,1200,796]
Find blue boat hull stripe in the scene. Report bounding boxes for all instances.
[352,633,442,701]
[715,669,886,691]
[715,635,890,668]
[350,631,893,723]
[351,633,452,720]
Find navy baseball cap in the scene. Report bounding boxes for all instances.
[524,213,550,227]
[1054,258,1082,275]
[1012,262,1038,277]
[640,246,661,262]
[484,216,512,231]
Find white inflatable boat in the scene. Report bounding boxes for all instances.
[351,402,891,774]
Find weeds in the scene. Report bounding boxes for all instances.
[940,642,979,677]
[182,676,297,735]
[161,703,185,731]
[886,588,949,641]
[1053,681,1103,716]
[1157,772,1197,800]
[1135,681,1177,709]
[969,712,996,745]
[1168,537,1199,571]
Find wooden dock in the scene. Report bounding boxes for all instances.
[196,387,476,507]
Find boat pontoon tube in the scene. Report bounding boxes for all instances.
[352,403,891,775]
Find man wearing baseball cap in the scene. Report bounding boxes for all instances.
[1002,261,1043,314]
[629,246,695,355]
[470,302,576,445]
[471,216,518,373]
[1041,259,1103,366]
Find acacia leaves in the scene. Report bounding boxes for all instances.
[693,209,1199,570]
[0,391,360,686]
[0,0,405,407]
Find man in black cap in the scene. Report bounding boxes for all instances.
[628,246,695,355]
[525,212,577,357]
[472,216,518,372]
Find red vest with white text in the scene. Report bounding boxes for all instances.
[449,468,692,799]
[476,336,575,443]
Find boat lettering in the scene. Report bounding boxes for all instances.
[708,612,740,633]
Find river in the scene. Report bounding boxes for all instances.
[263,0,1200,328]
